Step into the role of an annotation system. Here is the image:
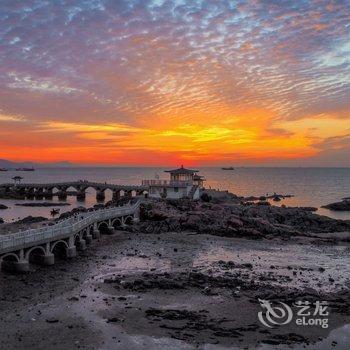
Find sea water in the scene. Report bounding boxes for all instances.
[0,167,349,222]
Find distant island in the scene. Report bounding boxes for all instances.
[0,159,75,169]
[222,167,235,170]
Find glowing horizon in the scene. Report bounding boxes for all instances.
[0,1,350,166]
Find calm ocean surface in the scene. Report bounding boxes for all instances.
[0,167,350,222]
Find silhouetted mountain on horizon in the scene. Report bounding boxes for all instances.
[0,159,75,168]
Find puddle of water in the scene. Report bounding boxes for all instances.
[94,256,172,282]
[193,240,350,292]
[248,323,350,350]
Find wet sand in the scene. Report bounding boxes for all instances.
[0,230,349,349]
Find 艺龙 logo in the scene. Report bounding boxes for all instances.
[258,299,329,328]
[258,299,293,328]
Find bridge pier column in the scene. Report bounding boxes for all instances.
[85,234,93,244]
[35,188,44,198]
[112,190,121,201]
[92,229,100,239]
[108,226,115,234]
[76,188,86,200]
[43,188,53,198]
[117,217,127,229]
[42,253,55,265]
[133,213,140,223]
[77,239,87,251]
[67,246,77,258]
[26,188,35,199]
[13,260,30,273]
[3,249,30,273]
[57,188,68,200]
[96,189,105,201]
[92,223,100,239]
[41,243,55,265]
[67,237,77,258]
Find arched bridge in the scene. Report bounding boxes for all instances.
[0,181,148,200]
[0,200,140,273]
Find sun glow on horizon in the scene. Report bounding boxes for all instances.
[0,1,350,166]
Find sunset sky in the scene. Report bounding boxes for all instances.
[0,0,350,166]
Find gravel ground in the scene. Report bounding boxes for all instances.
[0,230,349,349]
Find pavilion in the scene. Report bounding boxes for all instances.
[142,165,205,199]
[12,176,23,185]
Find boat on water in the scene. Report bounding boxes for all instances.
[222,167,235,170]
[0,168,8,171]
[15,167,35,171]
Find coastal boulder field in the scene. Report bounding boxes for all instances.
[136,198,350,238]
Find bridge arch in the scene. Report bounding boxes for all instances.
[97,221,110,234]
[112,218,122,228]
[51,240,68,258]
[51,240,68,252]
[97,221,109,230]
[25,246,46,261]
[124,215,134,225]
[0,253,19,262]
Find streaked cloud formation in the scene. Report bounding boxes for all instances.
[0,0,349,165]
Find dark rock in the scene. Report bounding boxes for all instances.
[15,202,70,207]
[200,193,212,202]
[322,200,350,211]
[67,296,79,301]
[135,199,350,238]
[14,216,48,224]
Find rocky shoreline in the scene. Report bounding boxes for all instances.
[0,194,350,349]
[134,198,350,240]
[322,199,350,211]
[0,231,349,349]
[15,202,71,207]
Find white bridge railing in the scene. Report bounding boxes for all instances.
[0,200,140,252]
